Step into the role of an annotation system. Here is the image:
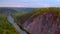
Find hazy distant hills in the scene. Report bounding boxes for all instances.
[0,7,34,12]
[0,7,34,15]
[12,8,34,12]
[0,8,17,15]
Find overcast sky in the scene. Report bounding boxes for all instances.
[0,0,60,8]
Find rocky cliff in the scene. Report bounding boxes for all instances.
[14,8,60,34]
[24,8,60,34]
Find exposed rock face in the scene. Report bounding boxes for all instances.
[24,12,60,34]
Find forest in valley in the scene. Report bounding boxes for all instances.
[0,7,60,34]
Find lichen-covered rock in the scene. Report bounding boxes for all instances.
[24,11,60,34]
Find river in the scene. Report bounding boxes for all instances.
[7,15,27,34]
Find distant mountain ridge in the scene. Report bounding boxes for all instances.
[0,7,34,15]
[0,8,17,15]
[12,8,34,12]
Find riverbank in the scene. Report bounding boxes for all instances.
[7,15,29,34]
[0,14,20,34]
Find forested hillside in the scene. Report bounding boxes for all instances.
[0,14,20,34]
[13,7,60,34]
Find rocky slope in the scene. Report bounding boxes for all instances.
[24,8,60,34]
[14,8,60,34]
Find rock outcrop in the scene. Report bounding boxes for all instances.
[14,8,60,34]
[24,11,60,34]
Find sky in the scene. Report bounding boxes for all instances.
[0,0,60,8]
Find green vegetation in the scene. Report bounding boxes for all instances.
[0,14,19,34]
[13,8,60,23]
[29,8,60,19]
[13,12,33,23]
[13,11,33,18]
[13,12,33,34]
[12,7,60,34]
[13,7,60,22]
